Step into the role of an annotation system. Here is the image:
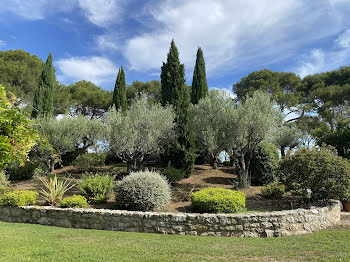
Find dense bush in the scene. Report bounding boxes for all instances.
[59,195,88,208]
[278,145,350,201]
[0,190,38,206]
[6,161,37,180]
[250,142,280,186]
[260,182,285,199]
[190,188,246,213]
[78,174,114,203]
[222,160,231,166]
[73,153,106,171]
[0,172,10,187]
[161,166,184,184]
[115,170,171,211]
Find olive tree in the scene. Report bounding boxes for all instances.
[37,115,104,171]
[191,89,234,169]
[106,96,175,173]
[273,124,304,157]
[229,91,282,188]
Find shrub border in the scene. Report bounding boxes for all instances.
[0,200,340,238]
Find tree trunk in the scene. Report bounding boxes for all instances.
[211,154,218,169]
[237,154,250,188]
[280,146,286,158]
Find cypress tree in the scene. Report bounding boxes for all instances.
[31,52,55,118]
[112,66,127,112]
[191,47,208,104]
[161,40,196,176]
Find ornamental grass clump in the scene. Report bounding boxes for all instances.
[40,175,75,206]
[115,170,171,211]
[190,188,246,213]
[0,190,38,206]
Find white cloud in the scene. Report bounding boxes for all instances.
[78,0,122,27]
[96,34,120,51]
[123,0,350,76]
[0,40,5,45]
[335,29,350,48]
[296,49,326,78]
[56,56,117,85]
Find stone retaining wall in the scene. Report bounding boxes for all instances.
[0,200,341,237]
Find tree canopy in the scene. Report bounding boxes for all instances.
[112,66,127,112]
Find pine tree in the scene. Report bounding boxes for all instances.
[112,66,127,112]
[191,47,208,104]
[160,40,196,176]
[31,52,55,118]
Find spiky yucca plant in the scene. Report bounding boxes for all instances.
[40,175,75,206]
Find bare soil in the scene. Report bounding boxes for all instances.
[10,164,301,213]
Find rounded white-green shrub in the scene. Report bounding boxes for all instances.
[115,170,171,211]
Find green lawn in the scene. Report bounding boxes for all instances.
[0,222,349,262]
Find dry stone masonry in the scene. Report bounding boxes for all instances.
[0,200,340,237]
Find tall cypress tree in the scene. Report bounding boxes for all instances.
[112,66,127,112]
[31,52,55,118]
[161,40,196,176]
[191,47,208,104]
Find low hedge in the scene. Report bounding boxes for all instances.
[0,190,38,207]
[59,195,88,208]
[190,188,245,213]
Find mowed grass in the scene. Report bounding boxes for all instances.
[0,222,349,262]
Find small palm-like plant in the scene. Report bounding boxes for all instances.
[40,175,75,206]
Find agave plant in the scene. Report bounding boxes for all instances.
[40,175,75,206]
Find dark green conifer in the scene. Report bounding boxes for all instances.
[31,52,55,118]
[161,40,196,176]
[191,47,208,104]
[112,66,127,112]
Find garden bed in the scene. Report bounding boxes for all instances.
[9,164,303,213]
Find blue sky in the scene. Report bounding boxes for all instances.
[1,0,350,93]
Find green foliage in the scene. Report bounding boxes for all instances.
[191,47,208,104]
[112,66,127,112]
[68,81,112,118]
[260,182,285,199]
[6,161,37,180]
[0,49,43,110]
[115,170,171,211]
[191,90,235,168]
[0,190,38,206]
[73,153,106,172]
[190,188,246,213]
[36,115,104,157]
[233,69,302,113]
[31,52,55,118]
[161,166,184,184]
[40,175,75,206]
[106,95,175,173]
[0,187,14,196]
[0,85,39,169]
[78,175,114,203]
[316,118,350,159]
[126,80,161,105]
[59,195,88,208]
[0,172,10,187]
[161,40,196,177]
[274,124,304,157]
[250,142,280,186]
[278,145,350,201]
